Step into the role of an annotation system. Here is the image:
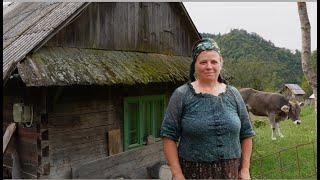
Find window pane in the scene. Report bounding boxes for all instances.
[128,102,139,145]
[143,101,152,142]
[154,100,164,138]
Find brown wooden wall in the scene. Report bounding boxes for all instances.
[45,86,119,178]
[4,77,179,178]
[3,78,43,178]
[45,83,177,178]
[45,2,199,56]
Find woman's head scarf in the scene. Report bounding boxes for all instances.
[192,38,221,61]
[189,38,227,83]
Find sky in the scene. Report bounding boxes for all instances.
[183,2,317,52]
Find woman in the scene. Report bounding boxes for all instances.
[160,38,255,179]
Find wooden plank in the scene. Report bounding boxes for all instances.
[50,139,107,168]
[45,167,71,179]
[49,126,108,150]
[20,162,37,175]
[48,111,117,134]
[20,171,37,179]
[18,141,38,163]
[3,165,12,179]
[108,129,122,155]
[3,153,13,167]
[49,153,106,179]
[72,141,163,178]
[50,99,113,115]
[44,2,196,56]
[3,123,17,153]
[17,127,39,142]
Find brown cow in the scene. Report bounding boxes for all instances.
[239,88,304,140]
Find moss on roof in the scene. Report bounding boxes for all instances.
[17,47,192,86]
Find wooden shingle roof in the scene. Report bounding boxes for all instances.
[3,2,90,83]
[17,47,192,86]
[282,84,306,95]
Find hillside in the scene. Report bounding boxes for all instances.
[201,29,307,91]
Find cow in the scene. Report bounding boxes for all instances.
[239,88,304,140]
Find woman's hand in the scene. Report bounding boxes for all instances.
[239,168,251,180]
[172,173,185,180]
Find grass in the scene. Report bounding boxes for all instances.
[249,105,317,179]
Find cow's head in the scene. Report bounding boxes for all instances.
[280,101,304,125]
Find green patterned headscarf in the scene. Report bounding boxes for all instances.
[192,38,220,61]
[189,38,227,83]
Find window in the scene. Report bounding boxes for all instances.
[124,95,166,151]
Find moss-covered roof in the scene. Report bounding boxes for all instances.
[17,47,192,86]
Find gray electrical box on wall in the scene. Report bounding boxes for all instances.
[13,103,33,123]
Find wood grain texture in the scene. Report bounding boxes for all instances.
[3,85,44,178]
[108,129,122,155]
[3,123,17,153]
[45,2,198,56]
[3,78,179,178]
[72,141,165,179]
[50,126,109,150]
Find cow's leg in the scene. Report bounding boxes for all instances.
[276,123,284,138]
[270,125,277,140]
[269,113,277,140]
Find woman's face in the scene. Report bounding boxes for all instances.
[195,50,222,82]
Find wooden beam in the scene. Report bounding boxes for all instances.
[108,129,122,155]
[3,123,17,153]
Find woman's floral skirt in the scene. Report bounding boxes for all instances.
[179,157,241,179]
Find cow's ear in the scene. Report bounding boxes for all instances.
[281,105,290,113]
[299,102,305,107]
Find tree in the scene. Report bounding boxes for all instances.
[297,2,317,114]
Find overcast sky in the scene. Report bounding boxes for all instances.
[183,2,317,52]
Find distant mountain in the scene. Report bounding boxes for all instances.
[201,29,304,91]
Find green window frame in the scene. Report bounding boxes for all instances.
[124,95,166,151]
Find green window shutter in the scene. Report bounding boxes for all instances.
[124,95,166,151]
[124,97,140,151]
[153,98,165,138]
[142,99,153,144]
[141,95,166,139]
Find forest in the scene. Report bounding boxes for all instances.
[201,29,317,95]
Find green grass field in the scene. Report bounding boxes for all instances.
[249,105,317,179]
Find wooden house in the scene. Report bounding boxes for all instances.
[279,84,306,102]
[305,94,315,106]
[3,2,200,178]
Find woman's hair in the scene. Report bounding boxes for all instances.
[189,38,227,83]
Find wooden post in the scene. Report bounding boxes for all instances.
[3,123,17,153]
[37,87,50,178]
[3,123,22,178]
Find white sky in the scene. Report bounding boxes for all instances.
[183,2,317,51]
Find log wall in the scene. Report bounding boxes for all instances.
[4,78,179,178]
[45,2,199,56]
[3,78,42,178]
[45,83,178,178]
